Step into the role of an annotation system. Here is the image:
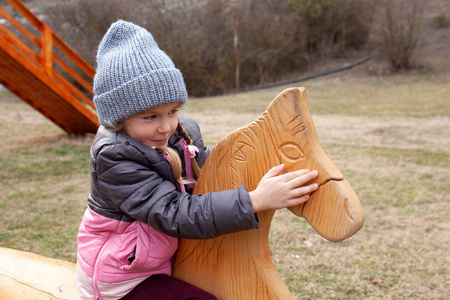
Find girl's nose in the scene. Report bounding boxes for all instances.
[158,118,171,134]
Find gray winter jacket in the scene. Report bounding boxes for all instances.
[86,116,259,239]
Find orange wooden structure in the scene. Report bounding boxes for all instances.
[0,0,98,134]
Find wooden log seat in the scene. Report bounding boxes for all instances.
[0,247,78,299]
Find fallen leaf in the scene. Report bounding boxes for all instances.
[371,278,383,284]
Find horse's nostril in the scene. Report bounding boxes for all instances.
[343,197,354,222]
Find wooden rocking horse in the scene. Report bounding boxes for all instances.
[172,87,364,299]
[0,87,363,299]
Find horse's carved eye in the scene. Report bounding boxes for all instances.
[280,142,305,161]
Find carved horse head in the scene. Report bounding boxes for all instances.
[173,87,364,299]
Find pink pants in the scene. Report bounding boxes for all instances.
[120,274,217,300]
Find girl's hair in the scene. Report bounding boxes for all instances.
[106,120,201,185]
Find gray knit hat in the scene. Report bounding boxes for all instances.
[93,20,188,126]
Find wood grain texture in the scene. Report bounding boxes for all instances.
[173,87,364,299]
[0,247,78,300]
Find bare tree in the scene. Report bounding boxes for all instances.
[374,0,425,70]
[41,0,373,96]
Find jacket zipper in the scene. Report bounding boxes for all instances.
[92,231,113,300]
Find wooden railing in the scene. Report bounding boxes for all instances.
[0,0,95,111]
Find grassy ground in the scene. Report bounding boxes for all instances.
[0,69,449,299]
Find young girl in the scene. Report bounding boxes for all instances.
[76,20,319,300]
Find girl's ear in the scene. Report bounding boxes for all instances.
[104,120,126,133]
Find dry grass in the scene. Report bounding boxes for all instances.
[0,95,91,261]
[1,68,448,299]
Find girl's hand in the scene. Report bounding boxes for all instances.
[249,164,319,213]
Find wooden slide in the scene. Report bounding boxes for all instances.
[0,0,98,134]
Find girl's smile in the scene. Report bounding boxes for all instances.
[123,102,182,148]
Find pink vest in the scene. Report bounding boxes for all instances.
[77,207,178,299]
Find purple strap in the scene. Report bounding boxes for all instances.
[179,139,195,190]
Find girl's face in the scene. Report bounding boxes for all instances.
[123,102,181,148]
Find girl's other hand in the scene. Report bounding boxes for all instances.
[249,164,319,213]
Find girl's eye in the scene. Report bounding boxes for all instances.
[144,115,157,120]
[169,109,179,115]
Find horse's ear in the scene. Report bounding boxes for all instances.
[264,87,308,134]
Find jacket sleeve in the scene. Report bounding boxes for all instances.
[93,142,259,239]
